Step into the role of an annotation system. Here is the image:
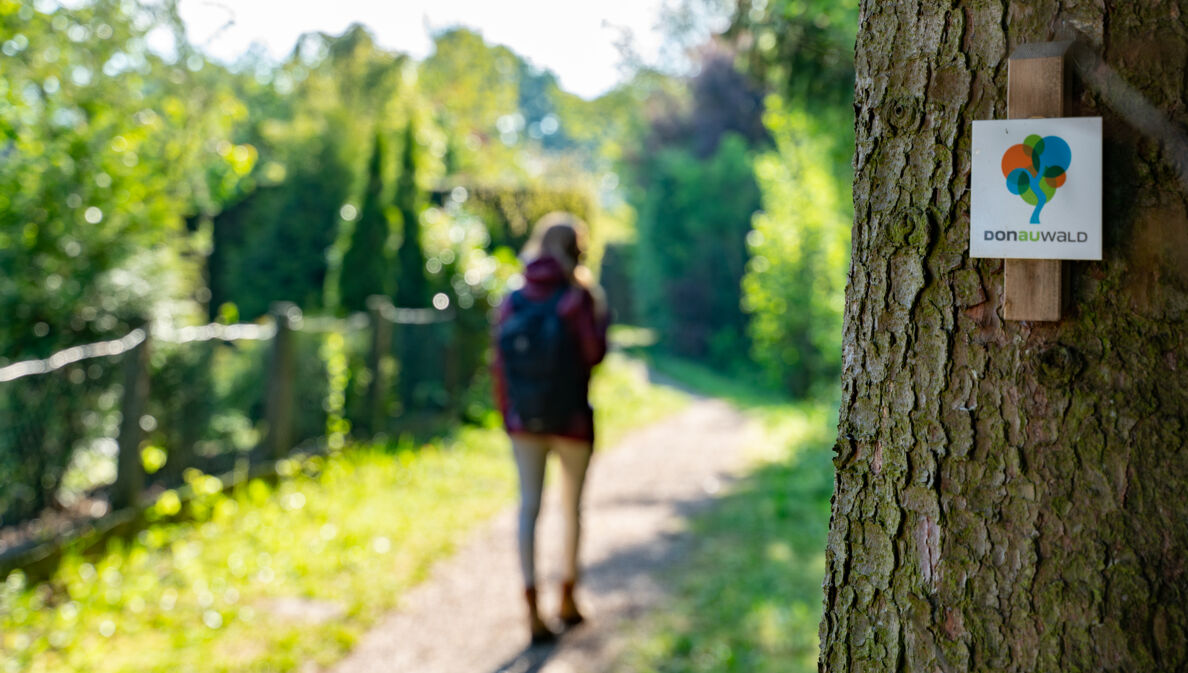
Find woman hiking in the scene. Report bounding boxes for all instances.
[492,212,609,644]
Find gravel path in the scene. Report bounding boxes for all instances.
[326,397,758,673]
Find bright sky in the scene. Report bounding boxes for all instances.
[178,0,674,99]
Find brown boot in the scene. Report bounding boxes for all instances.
[525,587,556,644]
[558,580,584,626]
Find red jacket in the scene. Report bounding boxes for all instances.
[492,256,609,442]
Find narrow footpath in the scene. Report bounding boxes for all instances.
[325,397,759,673]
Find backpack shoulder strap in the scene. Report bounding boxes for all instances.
[508,289,527,312]
[544,285,569,308]
[511,286,569,311]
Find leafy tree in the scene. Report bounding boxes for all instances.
[418,28,523,181]
[722,0,859,111]
[550,71,681,166]
[339,133,390,313]
[0,0,248,360]
[225,132,353,319]
[0,0,252,522]
[517,61,570,151]
[209,24,410,319]
[649,49,768,158]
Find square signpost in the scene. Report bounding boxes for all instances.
[970,42,1103,321]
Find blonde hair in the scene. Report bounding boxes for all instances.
[521,211,587,276]
[520,211,607,317]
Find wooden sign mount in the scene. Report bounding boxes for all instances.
[1003,41,1074,322]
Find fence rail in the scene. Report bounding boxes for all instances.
[0,330,148,383]
[155,322,278,344]
[0,296,475,538]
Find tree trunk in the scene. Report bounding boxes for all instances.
[821,3,1188,672]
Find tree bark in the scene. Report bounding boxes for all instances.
[822,3,1188,672]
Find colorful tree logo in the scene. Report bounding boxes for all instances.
[1001,134,1071,224]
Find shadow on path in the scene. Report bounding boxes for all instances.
[488,641,559,673]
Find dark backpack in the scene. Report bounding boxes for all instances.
[498,287,585,433]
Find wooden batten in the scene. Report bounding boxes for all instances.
[1003,41,1072,322]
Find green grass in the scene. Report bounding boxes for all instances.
[644,352,792,408]
[611,357,838,673]
[0,353,688,673]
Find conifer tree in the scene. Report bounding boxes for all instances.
[338,133,389,313]
[392,121,430,308]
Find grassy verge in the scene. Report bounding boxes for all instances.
[0,353,688,673]
[611,356,838,673]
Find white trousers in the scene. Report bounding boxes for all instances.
[510,434,593,588]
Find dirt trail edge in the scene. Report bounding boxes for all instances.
[327,397,758,673]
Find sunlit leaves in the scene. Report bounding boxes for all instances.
[140,444,166,474]
[0,0,249,359]
[725,0,859,109]
[741,99,850,396]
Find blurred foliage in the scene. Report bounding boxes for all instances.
[722,0,859,111]
[0,0,638,358]
[0,0,248,360]
[636,0,858,395]
[337,134,389,314]
[643,50,768,158]
[600,242,637,324]
[392,121,430,309]
[733,0,857,396]
[743,102,851,397]
[633,133,760,366]
[626,51,766,370]
[3,0,859,569]
[418,28,522,180]
[216,25,407,320]
[639,0,857,396]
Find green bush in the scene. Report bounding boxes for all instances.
[742,101,851,397]
[633,133,760,368]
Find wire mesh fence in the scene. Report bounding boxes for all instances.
[0,297,479,536]
[0,349,127,527]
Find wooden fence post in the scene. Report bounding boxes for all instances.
[442,318,459,410]
[366,295,393,436]
[264,302,298,460]
[1004,41,1073,321]
[393,320,411,414]
[113,326,150,510]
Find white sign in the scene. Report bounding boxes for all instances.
[970,117,1102,260]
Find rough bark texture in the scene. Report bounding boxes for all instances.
[821,3,1188,672]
